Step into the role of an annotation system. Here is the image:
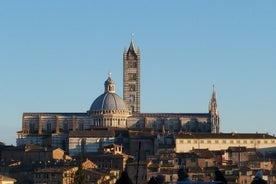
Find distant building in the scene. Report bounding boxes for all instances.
[175,132,276,153]
[1,144,71,165]
[16,39,220,156]
[34,167,77,184]
[0,174,16,184]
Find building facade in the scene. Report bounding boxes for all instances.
[175,132,276,153]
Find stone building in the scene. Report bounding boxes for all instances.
[33,167,78,184]
[175,132,276,153]
[16,39,220,156]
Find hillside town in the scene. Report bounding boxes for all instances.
[1,40,276,184]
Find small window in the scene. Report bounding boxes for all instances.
[128,73,137,81]
[129,84,136,91]
[129,95,135,102]
[129,106,135,112]
[128,61,137,68]
[47,123,52,133]
[78,122,84,131]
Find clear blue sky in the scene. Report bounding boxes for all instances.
[0,1,275,145]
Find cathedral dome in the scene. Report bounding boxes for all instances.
[90,74,128,112]
[90,93,128,111]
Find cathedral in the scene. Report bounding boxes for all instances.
[16,39,220,155]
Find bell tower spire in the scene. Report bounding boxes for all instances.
[123,37,140,113]
[209,85,220,133]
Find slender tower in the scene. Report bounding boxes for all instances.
[123,38,140,113]
[209,85,220,133]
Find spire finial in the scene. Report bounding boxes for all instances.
[131,33,135,41]
[108,71,112,78]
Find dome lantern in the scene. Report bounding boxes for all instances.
[89,73,131,128]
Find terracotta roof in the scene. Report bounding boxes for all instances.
[35,166,77,173]
[227,146,247,152]
[192,149,215,158]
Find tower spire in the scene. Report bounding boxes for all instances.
[209,85,220,133]
[209,85,217,112]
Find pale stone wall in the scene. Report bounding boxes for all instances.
[16,135,43,146]
[175,137,276,153]
[68,137,115,156]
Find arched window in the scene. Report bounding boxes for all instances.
[81,138,86,153]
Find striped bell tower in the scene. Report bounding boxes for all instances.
[123,39,140,113]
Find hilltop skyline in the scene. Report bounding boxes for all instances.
[1,1,276,145]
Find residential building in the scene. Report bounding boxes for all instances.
[33,167,77,184]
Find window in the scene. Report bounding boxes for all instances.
[63,122,68,132]
[128,73,137,81]
[128,61,137,68]
[29,122,35,133]
[47,123,52,133]
[130,106,134,112]
[78,122,84,131]
[80,139,86,153]
[205,161,208,167]
[129,84,136,91]
[129,95,135,102]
